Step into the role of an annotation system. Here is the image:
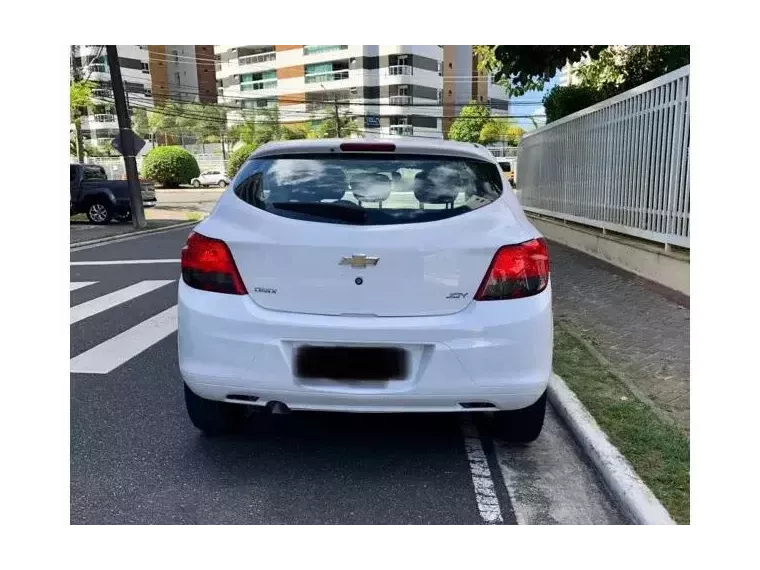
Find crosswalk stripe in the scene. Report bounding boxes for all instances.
[70,281,97,291]
[70,305,178,375]
[70,280,174,325]
[70,259,180,266]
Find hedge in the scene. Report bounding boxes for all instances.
[226,143,259,178]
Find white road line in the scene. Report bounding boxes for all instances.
[70,280,174,325]
[70,259,180,266]
[70,281,97,291]
[461,417,504,524]
[70,305,178,375]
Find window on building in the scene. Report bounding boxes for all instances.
[240,70,277,91]
[141,62,149,73]
[305,61,349,83]
[437,89,442,104]
[303,45,348,56]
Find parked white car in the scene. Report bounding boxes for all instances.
[191,170,230,188]
[178,139,552,442]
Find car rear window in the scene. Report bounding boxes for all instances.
[232,154,503,225]
[83,166,107,181]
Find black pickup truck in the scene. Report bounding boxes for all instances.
[70,163,157,224]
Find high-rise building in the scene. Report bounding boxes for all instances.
[147,45,217,105]
[71,45,153,147]
[214,45,510,139]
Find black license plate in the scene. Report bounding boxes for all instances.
[294,346,408,381]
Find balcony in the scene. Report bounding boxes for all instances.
[387,65,413,76]
[239,52,276,66]
[305,69,349,84]
[303,45,348,56]
[92,114,116,123]
[240,79,278,92]
[389,95,412,106]
[390,125,413,136]
[86,63,108,74]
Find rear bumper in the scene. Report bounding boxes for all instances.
[177,280,553,412]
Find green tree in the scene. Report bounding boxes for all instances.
[131,107,152,141]
[84,142,119,157]
[574,45,689,93]
[70,80,94,161]
[226,143,259,178]
[479,119,525,146]
[448,103,492,143]
[312,111,361,138]
[474,45,607,96]
[542,85,607,123]
[183,103,227,153]
[543,45,690,122]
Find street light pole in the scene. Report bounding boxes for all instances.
[105,45,146,229]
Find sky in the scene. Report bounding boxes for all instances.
[511,73,560,131]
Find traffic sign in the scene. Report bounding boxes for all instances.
[111,130,146,156]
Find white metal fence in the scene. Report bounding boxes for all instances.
[83,154,227,182]
[517,65,690,248]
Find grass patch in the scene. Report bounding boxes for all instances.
[185,211,205,222]
[553,322,690,524]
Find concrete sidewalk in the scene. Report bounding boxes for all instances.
[548,241,690,431]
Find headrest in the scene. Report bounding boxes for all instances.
[351,172,391,202]
[414,165,470,204]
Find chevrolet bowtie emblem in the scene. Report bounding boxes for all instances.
[339,254,379,269]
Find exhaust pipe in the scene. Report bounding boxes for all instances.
[267,401,291,415]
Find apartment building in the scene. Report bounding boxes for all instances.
[147,45,217,105]
[70,45,217,147]
[71,45,153,147]
[214,45,510,139]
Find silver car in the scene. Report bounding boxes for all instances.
[191,170,230,188]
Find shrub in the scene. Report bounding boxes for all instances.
[542,85,611,123]
[226,143,259,178]
[141,146,200,187]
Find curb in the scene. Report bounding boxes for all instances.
[548,373,676,525]
[70,221,197,251]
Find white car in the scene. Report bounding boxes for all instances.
[191,170,230,188]
[178,139,552,442]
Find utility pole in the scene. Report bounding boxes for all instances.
[333,94,342,138]
[105,45,146,229]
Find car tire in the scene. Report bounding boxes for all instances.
[184,383,244,436]
[218,180,227,188]
[192,179,200,188]
[490,391,547,443]
[86,200,114,225]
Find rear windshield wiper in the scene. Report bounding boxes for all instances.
[270,201,368,224]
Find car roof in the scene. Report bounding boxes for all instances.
[250,138,497,163]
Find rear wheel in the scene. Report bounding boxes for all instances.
[184,383,245,436]
[86,200,113,224]
[192,179,201,188]
[491,391,547,443]
[217,179,227,188]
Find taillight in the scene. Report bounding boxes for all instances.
[180,232,247,295]
[474,238,549,301]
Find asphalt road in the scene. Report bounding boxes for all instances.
[70,225,625,525]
